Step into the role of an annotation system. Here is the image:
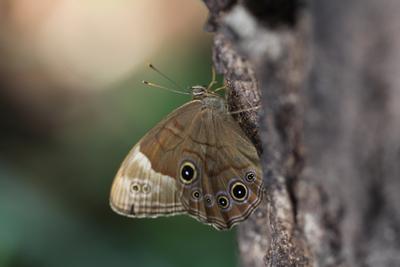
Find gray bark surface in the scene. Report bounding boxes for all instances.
[203,0,400,266]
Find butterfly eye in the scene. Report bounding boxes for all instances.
[217,195,230,209]
[179,161,197,184]
[230,182,248,202]
[245,171,256,183]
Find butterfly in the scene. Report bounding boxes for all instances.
[109,66,263,230]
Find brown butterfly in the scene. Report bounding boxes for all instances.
[109,66,263,230]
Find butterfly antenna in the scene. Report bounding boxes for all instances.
[142,81,190,95]
[207,67,218,90]
[148,63,187,92]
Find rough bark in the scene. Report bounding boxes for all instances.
[203,0,400,266]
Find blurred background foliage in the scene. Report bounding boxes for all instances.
[0,1,237,266]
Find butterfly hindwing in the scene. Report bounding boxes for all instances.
[177,107,263,229]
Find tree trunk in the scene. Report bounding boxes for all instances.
[203,0,400,266]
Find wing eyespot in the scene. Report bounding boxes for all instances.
[179,161,198,184]
[230,181,248,202]
[130,183,140,193]
[216,194,230,210]
[142,184,151,194]
[191,189,202,201]
[129,181,152,195]
[204,194,214,207]
[245,171,256,183]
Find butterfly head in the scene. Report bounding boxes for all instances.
[191,85,208,98]
[191,85,221,99]
[190,85,226,113]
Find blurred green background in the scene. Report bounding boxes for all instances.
[0,1,238,267]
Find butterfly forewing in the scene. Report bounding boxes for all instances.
[110,101,203,218]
